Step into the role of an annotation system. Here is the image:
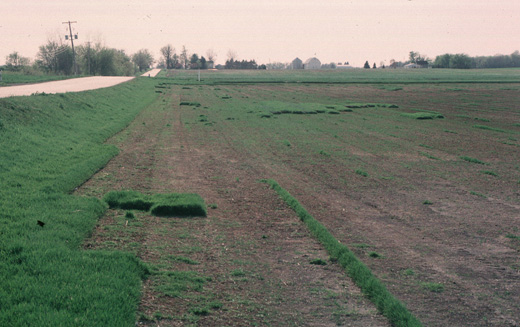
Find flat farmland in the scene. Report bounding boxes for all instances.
[3,70,518,326]
[77,71,520,326]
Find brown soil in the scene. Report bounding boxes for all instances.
[79,83,520,327]
[79,90,390,326]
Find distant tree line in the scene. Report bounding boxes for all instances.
[224,59,259,69]
[3,39,154,76]
[433,51,520,69]
[158,45,266,70]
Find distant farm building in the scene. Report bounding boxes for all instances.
[290,57,303,69]
[404,61,429,69]
[337,62,354,69]
[303,57,321,69]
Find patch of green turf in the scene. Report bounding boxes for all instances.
[355,169,369,177]
[460,156,488,165]
[401,112,444,120]
[104,190,154,211]
[420,282,444,293]
[151,193,207,217]
[310,258,328,265]
[180,101,201,107]
[103,190,207,217]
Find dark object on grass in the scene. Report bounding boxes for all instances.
[37,220,45,227]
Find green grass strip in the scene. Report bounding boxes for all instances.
[263,179,422,327]
[460,156,488,165]
[472,125,507,133]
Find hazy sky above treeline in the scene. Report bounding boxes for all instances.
[1,0,519,67]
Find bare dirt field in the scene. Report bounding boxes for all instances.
[79,81,519,326]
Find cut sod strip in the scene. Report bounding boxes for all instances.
[103,190,207,217]
[263,179,422,327]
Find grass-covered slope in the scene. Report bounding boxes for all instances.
[0,71,76,86]
[0,78,157,326]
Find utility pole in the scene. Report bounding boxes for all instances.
[86,41,91,75]
[63,21,77,75]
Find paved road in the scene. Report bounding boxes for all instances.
[0,76,135,98]
[141,69,162,77]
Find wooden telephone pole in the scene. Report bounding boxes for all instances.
[63,21,77,75]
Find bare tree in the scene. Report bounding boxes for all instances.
[226,49,237,62]
[180,45,189,69]
[5,52,31,70]
[206,49,217,63]
[160,44,175,69]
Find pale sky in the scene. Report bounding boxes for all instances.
[1,0,519,67]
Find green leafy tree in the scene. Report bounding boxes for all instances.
[132,49,154,72]
[5,52,31,71]
[190,53,200,69]
[199,56,207,69]
[449,54,472,69]
[433,54,452,68]
[363,61,370,69]
[36,40,60,73]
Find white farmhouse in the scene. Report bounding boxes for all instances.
[303,57,321,70]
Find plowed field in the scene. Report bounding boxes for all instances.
[79,79,520,326]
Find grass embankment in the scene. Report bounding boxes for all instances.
[263,179,422,327]
[0,78,158,326]
[0,71,77,86]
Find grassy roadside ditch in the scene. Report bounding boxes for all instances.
[0,78,158,326]
[263,179,422,327]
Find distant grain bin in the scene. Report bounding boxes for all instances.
[303,57,321,70]
[290,57,303,69]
